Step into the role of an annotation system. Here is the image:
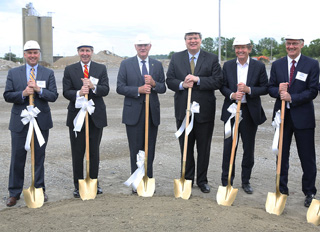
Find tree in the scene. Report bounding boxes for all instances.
[4,52,17,62]
[256,37,279,58]
[201,37,215,53]
[307,39,320,57]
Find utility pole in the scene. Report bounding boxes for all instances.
[218,0,221,64]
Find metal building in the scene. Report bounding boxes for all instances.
[22,3,53,65]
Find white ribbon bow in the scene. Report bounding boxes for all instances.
[73,96,95,135]
[21,105,45,151]
[124,150,145,190]
[271,109,281,155]
[175,101,200,138]
[224,103,242,139]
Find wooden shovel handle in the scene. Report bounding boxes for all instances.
[85,94,90,163]
[144,94,149,176]
[29,94,35,186]
[181,88,192,178]
[227,101,241,185]
[277,100,285,175]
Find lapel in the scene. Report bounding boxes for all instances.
[182,50,192,74]
[36,65,43,81]
[20,65,28,87]
[194,50,205,75]
[230,59,238,91]
[246,58,255,86]
[132,56,142,81]
[148,57,154,76]
[75,62,85,87]
[281,57,289,83]
[291,55,304,86]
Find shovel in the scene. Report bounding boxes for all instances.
[266,100,287,215]
[79,85,98,200]
[23,94,44,208]
[307,199,320,225]
[137,94,155,197]
[216,101,241,206]
[174,88,192,200]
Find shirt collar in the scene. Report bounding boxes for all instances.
[26,63,38,70]
[137,56,149,63]
[236,57,250,66]
[188,50,200,60]
[81,61,91,67]
[287,53,301,64]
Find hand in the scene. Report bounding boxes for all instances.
[279,82,289,93]
[237,82,250,93]
[22,86,34,96]
[144,75,156,88]
[27,79,41,93]
[182,74,198,88]
[80,85,89,96]
[280,91,291,102]
[138,84,151,94]
[81,78,95,89]
[231,91,244,101]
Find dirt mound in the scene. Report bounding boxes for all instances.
[0,59,20,71]
[52,50,124,69]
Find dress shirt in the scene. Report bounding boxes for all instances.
[179,50,201,90]
[137,56,150,74]
[24,63,42,98]
[77,61,96,97]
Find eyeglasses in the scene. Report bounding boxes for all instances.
[286,42,300,46]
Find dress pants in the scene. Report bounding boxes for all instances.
[126,104,158,178]
[176,119,214,186]
[280,109,317,196]
[8,126,49,198]
[221,104,257,186]
[69,116,103,190]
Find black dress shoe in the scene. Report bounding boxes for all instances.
[280,190,289,196]
[304,194,315,207]
[132,188,137,194]
[44,192,48,202]
[73,189,80,198]
[242,184,253,194]
[199,183,210,193]
[6,196,20,207]
[97,186,103,194]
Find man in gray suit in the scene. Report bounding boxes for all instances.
[4,40,58,207]
[117,34,166,193]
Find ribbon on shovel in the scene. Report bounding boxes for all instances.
[21,105,45,151]
[175,101,200,138]
[224,103,242,139]
[124,150,145,191]
[271,109,281,155]
[73,96,95,136]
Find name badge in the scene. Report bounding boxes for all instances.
[37,80,46,88]
[90,76,99,85]
[296,71,308,82]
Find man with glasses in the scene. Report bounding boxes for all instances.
[268,35,319,207]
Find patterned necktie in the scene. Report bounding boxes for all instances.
[141,60,148,82]
[84,64,89,79]
[190,56,195,75]
[289,60,296,86]
[30,67,35,81]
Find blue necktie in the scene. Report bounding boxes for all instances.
[141,60,148,82]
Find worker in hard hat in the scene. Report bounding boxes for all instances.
[220,37,268,194]
[4,40,58,207]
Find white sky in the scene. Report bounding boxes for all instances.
[0,0,319,58]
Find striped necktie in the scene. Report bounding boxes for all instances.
[30,68,35,81]
[84,64,89,79]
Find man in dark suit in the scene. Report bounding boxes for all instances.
[63,43,109,198]
[268,35,319,207]
[220,37,268,194]
[166,30,223,193]
[117,34,166,193]
[4,40,58,207]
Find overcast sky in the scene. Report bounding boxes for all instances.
[1,0,319,58]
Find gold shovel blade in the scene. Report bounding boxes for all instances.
[307,199,320,226]
[79,177,98,200]
[137,176,155,197]
[23,187,44,208]
[265,192,287,215]
[216,185,238,206]
[174,178,192,200]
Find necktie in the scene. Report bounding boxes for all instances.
[84,64,89,79]
[289,60,296,86]
[141,60,148,82]
[30,68,35,81]
[190,56,195,75]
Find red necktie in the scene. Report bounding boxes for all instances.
[84,64,89,79]
[289,60,296,86]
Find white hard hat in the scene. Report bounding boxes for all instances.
[24,40,40,51]
[134,34,151,45]
[77,43,93,49]
[285,35,304,41]
[233,37,251,46]
[185,29,201,34]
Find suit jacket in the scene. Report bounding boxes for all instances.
[220,58,268,125]
[268,55,319,129]
[3,64,58,132]
[63,61,109,128]
[116,56,166,126]
[166,49,223,123]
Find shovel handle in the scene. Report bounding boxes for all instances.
[276,100,285,181]
[85,94,90,177]
[227,101,241,185]
[144,94,149,176]
[29,94,35,186]
[181,88,192,178]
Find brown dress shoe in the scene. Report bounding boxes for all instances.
[6,196,19,207]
